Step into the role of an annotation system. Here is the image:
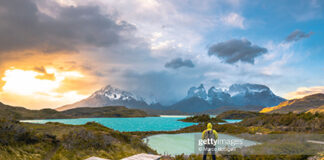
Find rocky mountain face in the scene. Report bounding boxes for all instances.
[56,85,149,111]
[57,83,286,113]
[169,83,285,113]
[187,84,208,100]
[208,86,232,107]
[228,83,286,107]
[260,93,324,113]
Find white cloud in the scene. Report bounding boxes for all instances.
[55,0,77,7]
[151,40,175,50]
[221,12,245,29]
[259,43,293,76]
[150,32,163,42]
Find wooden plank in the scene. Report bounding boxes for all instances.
[307,140,324,145]
[121,153,161,160]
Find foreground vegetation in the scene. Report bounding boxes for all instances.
[0,118,155,160]
[163,154,321,160]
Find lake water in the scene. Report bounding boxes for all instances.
[22,117,197,132]
[21,116,241,132]
[145,133,258,156]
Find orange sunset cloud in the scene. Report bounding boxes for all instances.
[0,66,96,109]
[284,86,324,100]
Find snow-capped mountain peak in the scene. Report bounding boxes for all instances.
[56,85,149,111]
[207,86,231,103]
[208,86,224,93]
[228,83,273,96]
[181,83,285,111]
[90,85,143,101]
[187,84,207,99]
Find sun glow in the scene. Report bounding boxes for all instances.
[2,68,83,95]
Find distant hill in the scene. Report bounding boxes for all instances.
[239,112,324,133]
[0,102,148,120]
[0,102,68,120]
[216,110,263,119]
[61,106,148,118]
[203,105,264,114]
[260,93,324,113]
[307,105,324,113]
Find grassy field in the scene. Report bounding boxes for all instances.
[0,118,155,160]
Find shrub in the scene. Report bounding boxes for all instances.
[62,129,115,150]
[181,114,225,123]
[0,118,39,145]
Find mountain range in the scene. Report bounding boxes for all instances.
[169,83,286,113]
[57,83,286,113]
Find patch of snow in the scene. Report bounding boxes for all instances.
[89,85,146,102]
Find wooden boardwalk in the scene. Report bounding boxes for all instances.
[307,140,324,145]
[121,153,161,160]
[84,153,161,160]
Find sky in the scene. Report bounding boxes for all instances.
[0,0,323,109]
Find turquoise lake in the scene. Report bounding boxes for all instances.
[21,116,241,132]
[145,132,258,156]
[22,116,196,132]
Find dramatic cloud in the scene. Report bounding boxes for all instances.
[0,0,322,109]
[165,58,195,69]
[116,70,204,104]
[33,66,56,81]
[285,30,313,42]
[208,39,268,64]
[284,86,324,99]
[0,0,135,53]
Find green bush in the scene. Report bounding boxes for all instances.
[180,114,225,123]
